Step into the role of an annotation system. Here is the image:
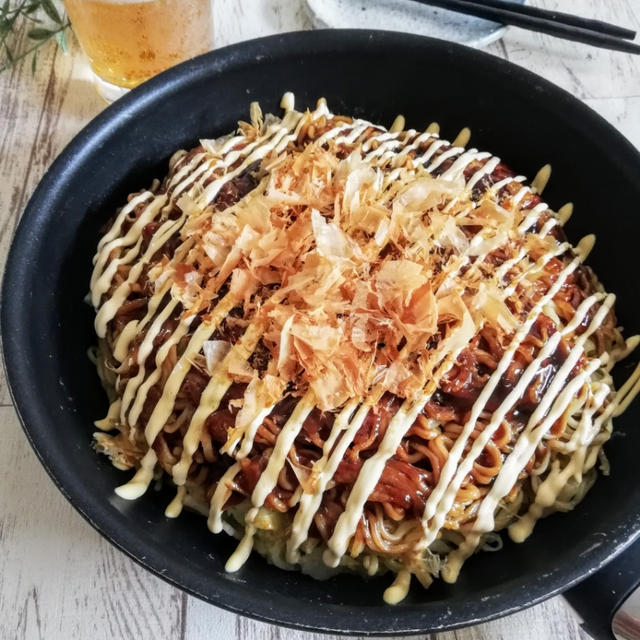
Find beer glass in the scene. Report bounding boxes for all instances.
[63,0,213,102]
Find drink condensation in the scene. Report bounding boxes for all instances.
[63,0,213,100]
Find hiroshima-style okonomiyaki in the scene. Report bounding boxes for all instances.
[90,94,640,603]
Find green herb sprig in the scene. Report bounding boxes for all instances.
[0,0,70,73]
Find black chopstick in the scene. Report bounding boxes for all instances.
[413,0,640,55]
[468,0,635,40]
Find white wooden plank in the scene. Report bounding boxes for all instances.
[487,0,640,101]
[442,598,588,640]
[0,407,183,640]
[0,26,103,407]
[183,591,587,640]
[213,0,312,48]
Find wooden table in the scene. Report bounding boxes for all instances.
[1,1,639,638]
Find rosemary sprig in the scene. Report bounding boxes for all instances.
[0,0,70,73]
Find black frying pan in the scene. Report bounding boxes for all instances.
[2,31,640,636]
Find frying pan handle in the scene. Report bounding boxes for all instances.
[564,538,640,640]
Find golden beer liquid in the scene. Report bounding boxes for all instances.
[63,0,213,89]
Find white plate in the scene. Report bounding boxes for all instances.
[305,0,526,49]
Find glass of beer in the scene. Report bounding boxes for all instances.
[63,0,213,102]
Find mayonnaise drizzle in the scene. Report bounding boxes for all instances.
[417,235,596,552]
[114,447,157,499]
[172,322,264,486]
[208,462,240,534]
[127,315,195,427]
[144,293,237,446]
[91,94,639,601]
[286,398,361,563]
[165,485,186,518]
[225,392,316,571]
[118,296,180,424]
[94,191,153,255]
[508,385,609,542]
[324,349,466,567]
[383,569,411,605]
[441,296,617,581]
[95,209,181,337]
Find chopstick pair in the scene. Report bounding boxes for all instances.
[413,0,640,54]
